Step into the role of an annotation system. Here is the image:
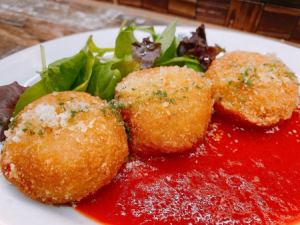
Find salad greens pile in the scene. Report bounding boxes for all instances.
[14,21,222,114]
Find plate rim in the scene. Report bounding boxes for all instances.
[0,25,299,225]
[0,25,299,66]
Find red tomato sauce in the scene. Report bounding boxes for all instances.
[76,110,300,225]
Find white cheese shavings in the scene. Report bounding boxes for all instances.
[69,119,96,133]
[5,100,92,143]
[32,104,58,127]
[65,101,89,113]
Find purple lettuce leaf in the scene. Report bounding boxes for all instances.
[177,24,224,71]
[0,82,26,141]
[132,38,161,69]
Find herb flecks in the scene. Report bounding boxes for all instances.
[285,71,296,79]
[153,90,168,98]
[239,67,257,87]
[101,100,126,125]
[37,130,44,136]
[70,108,86,118]
[70,110,78,118]
[167,98,176,104]
[59,102,66,111]
[152,90,177,104]
[109,99,126,110]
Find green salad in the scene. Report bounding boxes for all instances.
[14,21,223,114]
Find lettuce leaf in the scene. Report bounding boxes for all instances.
[86,36,114,56]
[14,80,51,114]
[155,21,177,64]
[177,24,225,70]
[157,56,204,72]
[132,38,161,69]
[0,82,26,139]
[87,62,121,100]
[112,55,140,77]
[115,25,137,58]
[13,21,220,116]
[72,51,95,91]
[14,50,88,114]
[42,50,87,91]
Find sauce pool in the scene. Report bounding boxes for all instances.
[76,110,300,225]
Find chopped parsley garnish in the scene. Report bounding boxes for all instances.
[37,130,44,136]
[152,90,177,104]
[239,67,257,87]
[70,110,78,118]
[101,100,125,123]
[153,90,168,98]
[59,102,66,111]
[22,127,28,132]
[167,98,176,104]
[285,71,296,79]
[109,99,125,110]
[13,21,222,117]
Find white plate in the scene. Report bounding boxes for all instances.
[0,26,299,225]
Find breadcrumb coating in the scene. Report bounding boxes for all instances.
[205,51,299,127]
[1,91,129,204]
[116,66,214,154]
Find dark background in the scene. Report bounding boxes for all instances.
[108,0,300,43]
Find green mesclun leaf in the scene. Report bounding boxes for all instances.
[86,36,114,56]
[14,80,51,115]
[155,38,177,65]
[89,61,112,93]
[87,62,121,100]
[14,50,88,114]
[115,26,137,58]
[184,62,204,72]
[13,20,217,117]
[156,21,177,54]
[157,56,204,72]
[100,70,122,100]
[42,50,88,91]
[154,21,178,65]
[112,55,140,77]
[114,23,161,59]
[158,56,199,65]
[133,25,159,41]
[72,51,95,91]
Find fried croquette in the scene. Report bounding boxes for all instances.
[115,66,214,154]
[205,51,299,127]
[1,91,128,204]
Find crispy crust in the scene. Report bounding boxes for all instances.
[1,91,129,204]
[205,51,299,127]
[116,66,214,154]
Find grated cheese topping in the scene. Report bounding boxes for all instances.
[4,98,97,143]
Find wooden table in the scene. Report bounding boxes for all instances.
[0,0,298,59]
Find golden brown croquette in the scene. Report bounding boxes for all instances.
[1,91,128,204]
[205,51,299,127]
[115,66,214,154]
